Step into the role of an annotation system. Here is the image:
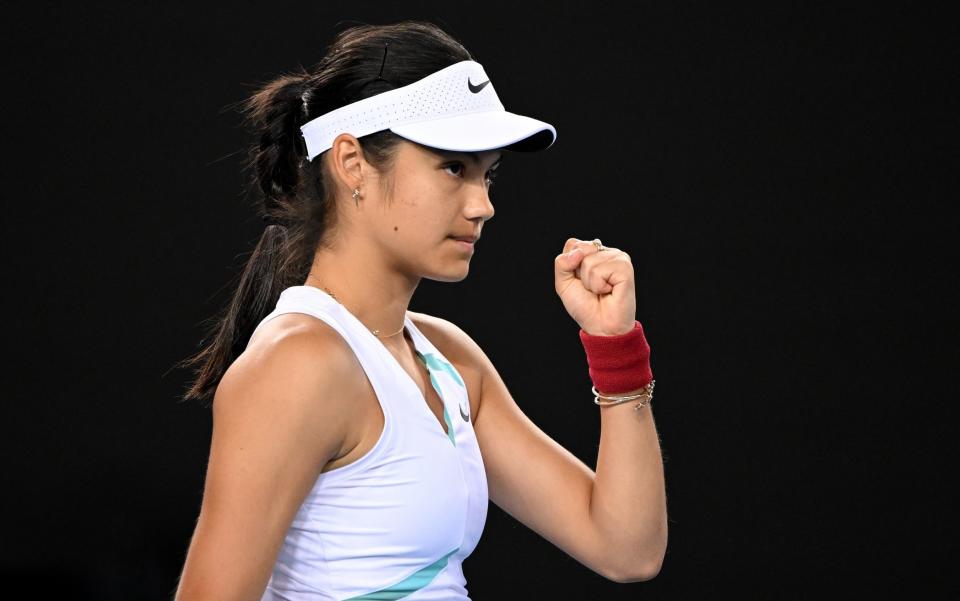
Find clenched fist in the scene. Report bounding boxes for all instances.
[554,237,636,336]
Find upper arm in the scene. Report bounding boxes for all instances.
[414,315,610,579]
[176,320,360,600]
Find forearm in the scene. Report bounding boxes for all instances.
[589,394,667,580]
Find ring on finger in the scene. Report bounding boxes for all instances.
[591,238,610,252]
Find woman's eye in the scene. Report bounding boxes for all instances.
[443,162,465,177]
[485,169,499,186]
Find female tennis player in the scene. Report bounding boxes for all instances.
[174,20,667,600]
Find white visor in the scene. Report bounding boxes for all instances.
[299,60,556,161]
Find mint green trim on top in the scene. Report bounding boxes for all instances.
[419,352,465,388]
[426,368,457,447]
[344,547,460,600]
[416,350,459,446]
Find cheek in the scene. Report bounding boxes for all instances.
[390,185,454,236]
[389,210,447,240]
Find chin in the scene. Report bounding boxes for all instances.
[426,262,471,283]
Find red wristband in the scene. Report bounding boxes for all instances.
[579,321,653,394]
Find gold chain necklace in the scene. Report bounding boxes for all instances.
[313,281,406,338]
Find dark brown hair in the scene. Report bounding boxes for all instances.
[177,21,473,404]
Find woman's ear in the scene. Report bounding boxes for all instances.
[328,133,366,193]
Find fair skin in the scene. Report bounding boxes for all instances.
[175,134,667,600]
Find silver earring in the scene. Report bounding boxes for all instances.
[352,187,361,206]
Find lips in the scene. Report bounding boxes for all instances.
[449,234,479,243]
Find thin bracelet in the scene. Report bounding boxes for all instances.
[592,380,655,410]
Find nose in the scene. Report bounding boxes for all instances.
[465,183,495,223]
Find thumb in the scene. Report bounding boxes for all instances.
[554,247,585,290]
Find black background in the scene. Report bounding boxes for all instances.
[2,1,956,599]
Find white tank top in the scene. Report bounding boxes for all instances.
[249,285,489,600]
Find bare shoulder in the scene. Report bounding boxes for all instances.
[242,312,353,366]
[227,312,362,395]
[215,313,366,461]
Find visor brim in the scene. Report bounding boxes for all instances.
[390,110,556,153]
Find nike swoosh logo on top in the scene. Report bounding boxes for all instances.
[459,402,470,422]
[468,77,490,93]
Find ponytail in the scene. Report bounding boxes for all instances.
[176,70,322,404]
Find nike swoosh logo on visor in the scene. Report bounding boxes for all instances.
[468,77,490,93]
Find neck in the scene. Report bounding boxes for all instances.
[305,235,419,351]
